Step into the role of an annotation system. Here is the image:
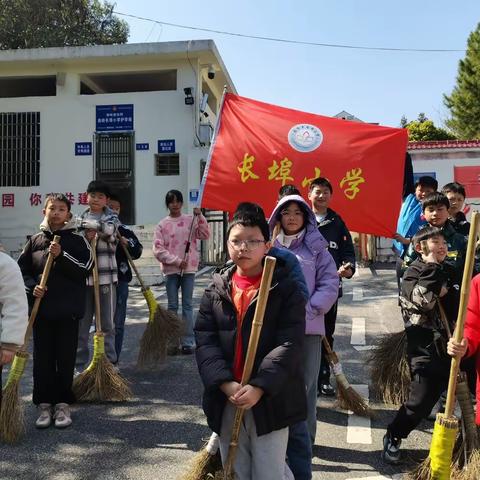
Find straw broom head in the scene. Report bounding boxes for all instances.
[0,351,28,443]
[323,337,373,417]
[73,333,132,402]
[137,289,183,369]
[179,449,222,480]
[367,330,410,405]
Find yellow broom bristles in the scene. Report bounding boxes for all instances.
[0,352,28,443]
[73,334,132,402]
[137,288,183,369]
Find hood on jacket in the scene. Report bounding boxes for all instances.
[268,194,328,253]
[40,215,77,233]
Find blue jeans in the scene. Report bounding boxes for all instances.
[287,421,312,480]
[165,273,195,348]
[114,280,129,360]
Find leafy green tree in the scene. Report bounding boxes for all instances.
[400,115,408,128]
[406,114,456,141]
[444,22,480,139]
[0,0,129,50]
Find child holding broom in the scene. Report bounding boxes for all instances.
[17,193,92,428]
[268,194,338,479]
[76,180,119,370]
[0,251,28,407]
[107,194,143,362]
[153,189,209,354]
[194,203,307,480]
[382,226,457,464]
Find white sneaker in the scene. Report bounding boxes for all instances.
[54,403,72,429]
[35,403,53,429]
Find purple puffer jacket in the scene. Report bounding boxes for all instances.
[268,195,339,335]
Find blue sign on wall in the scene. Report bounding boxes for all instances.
[96,104,134,131]
[158,139,175,153]
[136,143,149,151]
[189,189,199,203]
[75,142,92,156]
[413,172,436,184]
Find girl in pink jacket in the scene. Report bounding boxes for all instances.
[152,190,210,354]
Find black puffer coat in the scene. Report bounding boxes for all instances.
[17,220,93,320]
[195,258,307,436]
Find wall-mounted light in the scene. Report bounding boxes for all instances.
[184,87,194,105]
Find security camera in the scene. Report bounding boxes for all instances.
[208,66,215,80]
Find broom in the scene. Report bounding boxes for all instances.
[322,336,373,417]
[367,330,410,405]
[116,234,182,368]
[180,256,277,480]
[0,234,60,443]
[222,256,276,479]
[409,211,479,480]
[72,236,132,402]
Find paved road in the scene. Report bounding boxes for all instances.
[0,266,432,480]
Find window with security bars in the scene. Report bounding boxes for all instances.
[155,153,180,176]
[0,112,40,186]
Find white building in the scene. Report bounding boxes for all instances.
[0,40,236,257]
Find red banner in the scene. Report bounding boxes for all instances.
[200,93,408,237]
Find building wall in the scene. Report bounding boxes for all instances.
[0,62,215,254]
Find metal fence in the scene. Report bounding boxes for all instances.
[201,210,228,266]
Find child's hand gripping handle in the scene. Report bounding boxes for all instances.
[223,256,277,480]
[22,235,61,349]
[117,232,146,292]
[444,211,479,417]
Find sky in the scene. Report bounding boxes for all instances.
[112,0,480,128]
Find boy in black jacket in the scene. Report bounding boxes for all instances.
[108,194,143,362]
[382,226,454,464]
[18,193,92,429]
[442,181,470,237]
[195,203,307,480]
[308,177,356,396]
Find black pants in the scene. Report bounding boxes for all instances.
[318,301,338,385]
[33,315,79,405]
[388,371,448,439]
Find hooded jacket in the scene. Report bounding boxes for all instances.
[268,195,338,335]
[17,217,93,320]
[116,225,143,283]
[195,254,307,436]
[0,252,28,351]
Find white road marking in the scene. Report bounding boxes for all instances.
[352,287,363,301]
[346,385,371,445]
[353,345,376,352]
[351,317,366,345]
[345,475,403,480]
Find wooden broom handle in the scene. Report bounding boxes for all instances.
[22,235,61,349]
[117,232,147,292]
[91,236,103,333]
[224,256,276,479]
[444,211,479,417]
[240,256,276,385]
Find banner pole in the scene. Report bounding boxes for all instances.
[197,85,228,207]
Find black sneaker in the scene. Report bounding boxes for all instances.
[382,431,402,464]
[319,381,336,397]
[181,345,194,355]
